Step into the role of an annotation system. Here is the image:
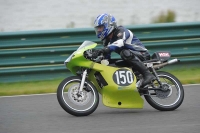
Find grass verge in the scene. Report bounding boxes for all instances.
[0,78,63,96]
[0,68,199,96]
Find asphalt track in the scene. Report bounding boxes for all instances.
[0,84,200,133]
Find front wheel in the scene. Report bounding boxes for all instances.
[57,76,99,116]
[144,71,184,111]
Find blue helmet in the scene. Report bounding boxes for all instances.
[94,13,117,40]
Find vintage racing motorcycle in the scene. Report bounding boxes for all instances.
[57,41,184,116]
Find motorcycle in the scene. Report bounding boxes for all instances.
[57,41,184,116]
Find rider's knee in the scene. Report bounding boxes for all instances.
[120,49,137,61]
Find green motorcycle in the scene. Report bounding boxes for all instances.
[57,41,184,116]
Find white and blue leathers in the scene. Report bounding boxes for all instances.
[103,26,149,60]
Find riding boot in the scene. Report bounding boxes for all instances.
[131,61,156,87]
[119,49,156,87]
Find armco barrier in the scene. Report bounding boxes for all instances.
[0,22,200,82]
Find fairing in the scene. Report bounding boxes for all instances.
[65,41,144,109]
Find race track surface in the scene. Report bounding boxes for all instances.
[0,85,200,133]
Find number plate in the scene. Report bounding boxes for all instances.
[113,69,134,86]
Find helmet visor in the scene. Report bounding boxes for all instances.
[94,25,105,38]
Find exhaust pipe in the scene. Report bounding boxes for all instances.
[168,58,180,64]
[153,58,180,69]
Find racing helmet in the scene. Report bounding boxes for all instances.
[94,13,117,40]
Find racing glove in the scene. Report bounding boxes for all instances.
[91,47,110,59]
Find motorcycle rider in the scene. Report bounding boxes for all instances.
[93,13,156,87]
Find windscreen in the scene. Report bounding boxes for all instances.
[77,41,96,51]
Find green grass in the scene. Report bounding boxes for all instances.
[0,68,199,96]
[0,78,63,96]
[166,68,200,84]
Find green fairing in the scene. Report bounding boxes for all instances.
[66,41,144,109]
[66,43,97,74]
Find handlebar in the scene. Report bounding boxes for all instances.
[93,55,104,62]
[83,49,104,62]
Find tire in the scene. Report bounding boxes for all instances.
[57,76,99,116]
[144,71,184,111]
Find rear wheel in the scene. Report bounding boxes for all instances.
[57,76,99,116]
[144,71,184,111]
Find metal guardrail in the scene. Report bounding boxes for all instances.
[0,22,200,82]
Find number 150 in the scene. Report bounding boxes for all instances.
[114,71,133,85]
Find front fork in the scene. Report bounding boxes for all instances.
[79,69,87,92]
